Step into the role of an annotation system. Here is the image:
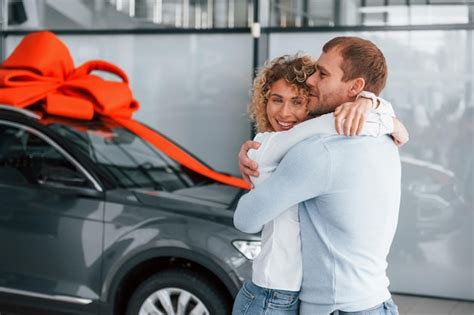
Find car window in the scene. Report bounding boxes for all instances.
[0,123,94,189]
[48,122,197,191]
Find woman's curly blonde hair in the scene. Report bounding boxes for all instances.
[249,54,316,133]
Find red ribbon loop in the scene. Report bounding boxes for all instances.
[71,60,129,83]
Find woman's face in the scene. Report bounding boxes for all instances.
[266,79,309,132]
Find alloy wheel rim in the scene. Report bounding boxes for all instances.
[138,287,210,315]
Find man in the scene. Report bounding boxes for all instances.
[234,37,401,315]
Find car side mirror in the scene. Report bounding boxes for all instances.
[38,165,88,188]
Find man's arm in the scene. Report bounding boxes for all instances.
[252,116,336,172]
[234,140,331,234]
[238,140,260,185]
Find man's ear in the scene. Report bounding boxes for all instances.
[347,77,365,98]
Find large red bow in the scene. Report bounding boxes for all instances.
[0,31,139,120]
[0,31,249,190]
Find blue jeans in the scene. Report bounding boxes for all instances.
[332,299,399,315]
[232,280,300,315]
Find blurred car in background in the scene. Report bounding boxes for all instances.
[0,105,259,315]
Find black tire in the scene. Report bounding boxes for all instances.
[126,268,230,315]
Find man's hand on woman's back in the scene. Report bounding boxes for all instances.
[238,140,261,186]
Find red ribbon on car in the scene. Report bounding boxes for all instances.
[0,31,250,190]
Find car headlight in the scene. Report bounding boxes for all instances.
[232,240,261,260]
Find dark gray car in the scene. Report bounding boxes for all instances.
[0,105,259,315]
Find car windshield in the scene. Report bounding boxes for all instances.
[44,117,210,191]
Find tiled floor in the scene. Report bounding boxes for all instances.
[392,294,474,315]
[1,295,472,314]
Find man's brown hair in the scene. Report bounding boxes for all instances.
[323,36,387,95]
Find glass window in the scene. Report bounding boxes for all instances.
[0,123,94,189]
[268,0,473,27]
[5,0,254,30]
[5,0,471,29]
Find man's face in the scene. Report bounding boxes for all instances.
[306,48,354,116]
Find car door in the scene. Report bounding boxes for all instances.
[0,120,104,314]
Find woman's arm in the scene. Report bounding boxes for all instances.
[391,118,409,147]
[240,94,408,185]
[335,91,409,146]
[370,97,409,146]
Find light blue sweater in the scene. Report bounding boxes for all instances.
[234,134,401,314]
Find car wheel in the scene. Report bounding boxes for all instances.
[126,268,230,315]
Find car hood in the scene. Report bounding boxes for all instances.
[132,184,245,225]
[173,183,244,208]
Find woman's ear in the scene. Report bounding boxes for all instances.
[348,77,365,97]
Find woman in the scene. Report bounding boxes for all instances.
[232,54,408,315]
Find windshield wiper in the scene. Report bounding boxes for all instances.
[137,163,166,191]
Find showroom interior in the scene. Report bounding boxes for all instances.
[0,0,472,314]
